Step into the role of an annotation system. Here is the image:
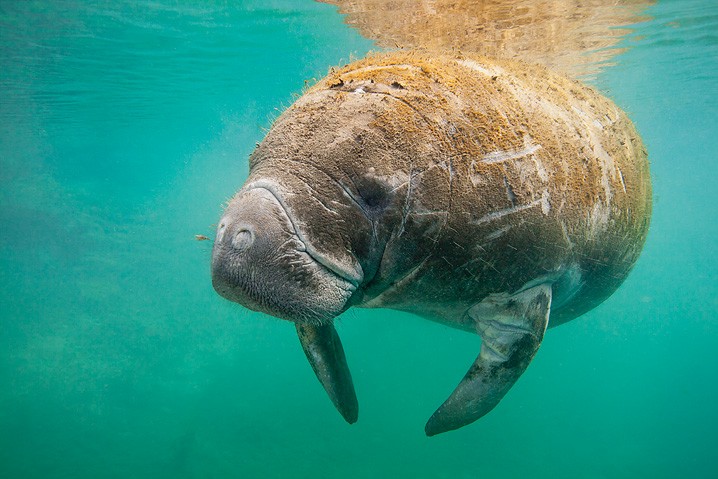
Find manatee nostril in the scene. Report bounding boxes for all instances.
[216,222,228,243]
[231,228,254,252]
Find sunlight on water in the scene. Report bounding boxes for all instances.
[1,0,716,477]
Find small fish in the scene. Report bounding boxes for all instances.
[195,234,211,241]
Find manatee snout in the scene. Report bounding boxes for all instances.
[211,186,356,324]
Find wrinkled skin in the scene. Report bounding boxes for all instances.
[212,185,358,324]
[211,51,651,435]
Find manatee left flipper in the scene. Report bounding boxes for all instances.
[296,323,359,424]
[425,284,552,436]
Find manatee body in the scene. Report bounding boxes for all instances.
[211,51,651,435]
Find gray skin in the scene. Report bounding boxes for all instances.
[211,53,651,436]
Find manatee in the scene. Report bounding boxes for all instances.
[211,51,651,436]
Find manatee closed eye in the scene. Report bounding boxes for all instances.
[211,51,651,436]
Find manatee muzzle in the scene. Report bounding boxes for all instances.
[211,186,357,324]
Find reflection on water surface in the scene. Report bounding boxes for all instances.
[321,0,654,78]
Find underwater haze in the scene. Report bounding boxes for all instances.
[1,0,717,477]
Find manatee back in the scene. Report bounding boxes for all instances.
[263,51,652,327]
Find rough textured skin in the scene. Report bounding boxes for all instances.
[212,50,651,433]
[249,50,651,328]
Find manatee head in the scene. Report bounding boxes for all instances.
[211,180,365,325]
[210,75,422,325]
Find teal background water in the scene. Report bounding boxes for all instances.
[1,0,716,477]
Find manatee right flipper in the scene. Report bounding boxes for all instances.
[425,284,552,436]
[296,323,358,424]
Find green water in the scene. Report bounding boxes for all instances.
[1,0,716,477]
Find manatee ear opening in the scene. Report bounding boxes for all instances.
[354,175,393,218]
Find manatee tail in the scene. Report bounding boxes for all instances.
[296,322,358,424]
[425,284,552,436]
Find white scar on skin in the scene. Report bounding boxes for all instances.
[456,59,504,77]
[617,167,627,193]
[481,136,542,165]
[472,191,551,225]
[485,225,512,241]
